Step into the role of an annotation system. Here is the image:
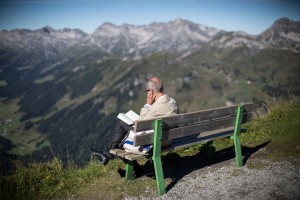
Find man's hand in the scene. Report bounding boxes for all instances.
[146,91,155,105]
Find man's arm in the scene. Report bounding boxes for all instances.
[139,104,159,120]
[139,89,156,120]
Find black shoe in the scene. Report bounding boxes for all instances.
[91,148,110,165]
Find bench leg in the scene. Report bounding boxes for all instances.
[152,119,166,195]
[152,155,166,195]
[231,105,244,168]
[232,134,243,167]
[125,160,134,180]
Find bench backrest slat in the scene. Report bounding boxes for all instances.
[134,103,253,132]
[134,112,252,146]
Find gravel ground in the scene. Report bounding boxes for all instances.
[127,157,300,200]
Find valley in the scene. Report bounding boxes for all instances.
[0,18,299,171]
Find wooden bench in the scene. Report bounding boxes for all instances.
[110,103,254,195]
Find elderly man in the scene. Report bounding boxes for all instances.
[92,76,178,165]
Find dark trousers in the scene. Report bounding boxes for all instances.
[103,120,131,158]
[103,120,143,174]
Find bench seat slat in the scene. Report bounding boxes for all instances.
[110,149,131,157]
[109,149,148,161]
[125,154,146,161]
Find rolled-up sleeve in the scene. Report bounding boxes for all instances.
[139,104,158,120]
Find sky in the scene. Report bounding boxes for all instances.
[0,0,299,35]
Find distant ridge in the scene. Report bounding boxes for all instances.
[0,17,299,60]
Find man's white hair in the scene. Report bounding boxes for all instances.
[147,77,164,93]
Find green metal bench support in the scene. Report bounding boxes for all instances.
[125,160,134,180]
[125,119,166,194]
[152,119,166,195]
[231,105,244,168]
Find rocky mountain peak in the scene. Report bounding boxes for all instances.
[259,18,300,52]
[40,26,55,34]
[99,22,117,29]
[91,22,121,38]
[271,17,299,30]
[171,17,191,24]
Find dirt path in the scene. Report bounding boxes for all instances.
[126,156,300,200]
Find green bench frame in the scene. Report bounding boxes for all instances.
[110,103,254,195]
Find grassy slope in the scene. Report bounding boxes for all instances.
[242,101,300,161]
[1,101,299,200]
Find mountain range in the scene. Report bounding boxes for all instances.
[1,17,299,59]
[0,17,299,170]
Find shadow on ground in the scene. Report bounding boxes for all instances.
[137,141,270,192]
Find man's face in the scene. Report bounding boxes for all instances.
[145,89,153,97]
[145,89,155,103]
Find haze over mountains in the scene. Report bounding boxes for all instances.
[0,17,299,169]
